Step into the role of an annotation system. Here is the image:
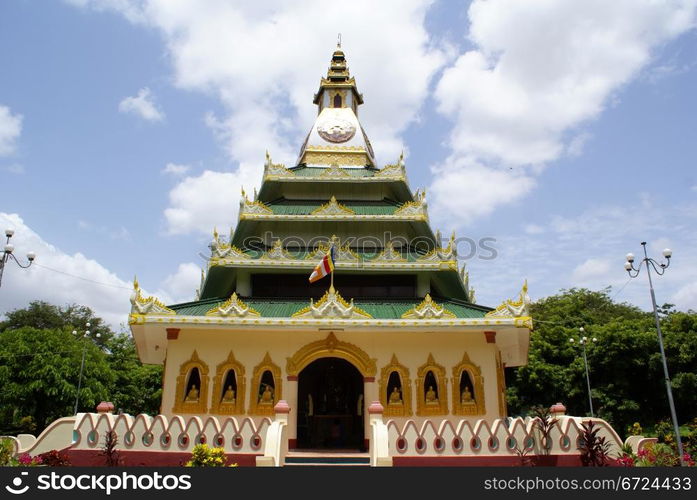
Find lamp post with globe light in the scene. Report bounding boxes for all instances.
[73,323,101,415]
[569,327,597,418]
[624,242,684,466]
[0,228,36,287]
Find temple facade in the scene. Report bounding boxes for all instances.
[129,46,532,453]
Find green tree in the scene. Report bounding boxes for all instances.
[0,301,114,346]
[104,334,162,415]
[507,288,697,434]
[0,326,113,430]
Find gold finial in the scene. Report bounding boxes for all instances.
[133,276,139,290]
[337,33,342,48]
[241,187,246,198]
[213,227,219,240]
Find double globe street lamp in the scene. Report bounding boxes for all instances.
[73,323,101,415]
[569,327,597,418]
[624,242,684,466]
[0,228,36,287]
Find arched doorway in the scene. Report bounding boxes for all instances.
[296,357,364,450]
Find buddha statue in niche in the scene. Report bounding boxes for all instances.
[259,384,274,405]
[461,386,474,405]
[389,386,403,405]
[185,384,199,402]
[425,385,438,404]
[222,385,236,403]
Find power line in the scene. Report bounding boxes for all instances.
[32,263,132,291]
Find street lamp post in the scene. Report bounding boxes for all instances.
[569,328,597,418]
[73,323,100,415]
[624,242,684,466]
[0,228,36,287]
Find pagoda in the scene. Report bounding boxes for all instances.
[129,46,531,452]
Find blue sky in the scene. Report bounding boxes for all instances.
[1,0,696,328]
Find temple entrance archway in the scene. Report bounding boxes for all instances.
[296,357,365,450]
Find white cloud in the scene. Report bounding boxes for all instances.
[0,105,22,156]
[118,87,165,122]
[466,197,697,313]
[2,163,24,174]
[571,258,612,285]
[524,224,545,235]
[161,162,190,176]
[0,212,132,329]
[157,262,201,304]
[0,213,207,328]
[430,0,697,227]
[430,157,536,226]
[163,165,262,235]
[69,0,446,234]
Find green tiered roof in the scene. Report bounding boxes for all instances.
[169,296,490,319]
[174,47,478,315]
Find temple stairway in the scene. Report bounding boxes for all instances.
[284,450,370,467]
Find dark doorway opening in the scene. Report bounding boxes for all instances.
[297,357,365,450]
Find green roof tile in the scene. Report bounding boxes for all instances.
[169,296,489,319]
[290,166,378,177]
[267,198,400,216]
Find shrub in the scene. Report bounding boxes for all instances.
[38,450,71,466]
[185,444,236,467]
[627,422,643,437]
[100,430,120,467]
[578,420,611,467]
[0,438,17,466]
[17,453,42,466]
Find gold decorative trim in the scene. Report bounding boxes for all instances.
[379,354,412,417]
[486,280,530,318]
[401,294,456,320]
[129,314,526,328]
[302,151,371,167]
[239,194,273,216]
[262,150,293,179]
[416,353,448,416]
[310,196,355,216]
[265,240,295,260]
[373,241,407,262]
[205,293,260,318]
[248,353,282,416]
[496,351,507,417]
[451,352,485,416]
[320,163,351,178]
[172,351,209,415]
[210,351,246,415]
[286,332,377,377]
[130,278,175,316]
[305,236,360,263]
[239,213,427,222]
[394,199,427,218]
[292,285,373,319]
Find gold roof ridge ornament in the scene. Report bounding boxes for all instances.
[129,277,175,316]
[206,292,260,318]
[310,195,355,216]
[373,240,407,262]
[292,285,373,319]
[320,163,350,178]
[485,280,531,318]
[394,196,428,219]
[239,192,273,216]
[401,293,456,319]
[209,226,249,260]
[263,150,293,179]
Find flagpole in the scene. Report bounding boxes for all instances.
[330,244,335,290]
